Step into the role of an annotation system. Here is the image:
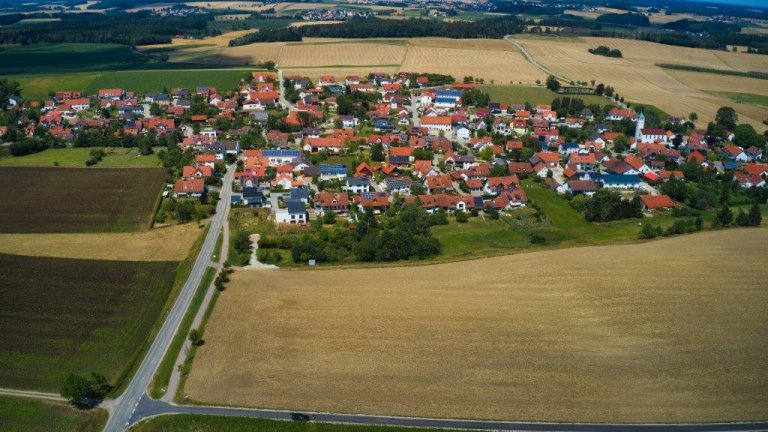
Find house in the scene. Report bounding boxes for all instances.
[562,179,598,196]
[276,199,308,224]
[384,176,413,195]
[345,176,371,194]
[723,143,749,162]
[174,178,206,198]
[530,151,560,168]
[443,151,476,170]
[425,174,454,193]
[389,146,414,165]
[484,176,520,195]
[182,165,214,178]
[603,158,638,175]
[596,174,641,189]
[405,194,474,213]
[319,163,347,180]
[508,162,534,177]
[420,116,452,135]
[262,149,301,165]
[354,192,390,212]
[455,125,470,141]
[606,108,636,121]
[289,187,311,203]
[98,88,123,100]
[195,154,216,168]
[640,194,676,211]
[303,137,346,154]
[314,192,349,215]
[241,187,266,207]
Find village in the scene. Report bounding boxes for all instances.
[4,70,767,231]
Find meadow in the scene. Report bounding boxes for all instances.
[478,84,609,106]
[0,167,165,233]
[0,396,106,432]
[186,228,768,422]
[0,147,162,168]
[0,253,178,390]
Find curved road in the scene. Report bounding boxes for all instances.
[103,165,235,432]
[505,36,570,82]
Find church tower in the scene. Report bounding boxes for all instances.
[635,111,645,143]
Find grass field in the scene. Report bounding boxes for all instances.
[186,228,768,422]
[0,167,165,233]
[478,84,609,106]
[132,415,454,432]
[0,222,204,261]
[0,43,134,75]
[10,69,249,100]
[0,147,162,168]
[705,91,768,109]
[0,395,107,432]
[0,253,178,390]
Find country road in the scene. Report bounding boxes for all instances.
[103,165,235,432]
[505,36,570,82]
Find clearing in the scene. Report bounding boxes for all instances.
[186,229,768,423]
[0,167,165,233]
[0,254,178,390]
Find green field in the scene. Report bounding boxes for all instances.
[132,415,455,432]
[478,84,610,106]
[10,68,249,100]
[0,167,166,233]
[707,91,768,109]
[0,147,162,168]
[0,253,178,390]
[0,395,107,432]
[0,43,135,75]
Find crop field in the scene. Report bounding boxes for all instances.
[0,167,165,233]
[478,84,609,106]
[186,229,768,422]
[0,43,134,75]
[278,41,407,67]
[0,222,203,261]
[513,36,768,128]
[0,253,178,390]
[0,395,107,432]
[0,147,162,168]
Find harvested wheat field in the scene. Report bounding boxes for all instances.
[0,222,204,261]
[515,36,768,129]
[278,41,406,67]
[187,228,768,423]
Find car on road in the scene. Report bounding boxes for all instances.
[290,412,311,421]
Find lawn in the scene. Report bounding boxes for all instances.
[10,69,250,100]
[0,167,165,233]
[0,253,178,391]
[186,228,768,422]
[0,147,162,168]
[0,395,107,432]
[431,217,533,259]
[132,415,455,432]
[478,84,610,106]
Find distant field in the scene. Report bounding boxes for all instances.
[0,167,165,233]
[132,415,454,432]
[10,69,249,100]
[706,91,768,109]
[0,147,162,168]
[478,84,609,106]
[278,41,406,67]
[0,253,178,390]
[0,43,133,75]
[187,229,768,422]
[513,36,768,129]
[0,395,107,432]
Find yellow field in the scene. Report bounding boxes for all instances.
[0,223,204,261]
[278,41,407,67]
[288,20,343,28]
[186,229,768,423]
[514,36,768,128]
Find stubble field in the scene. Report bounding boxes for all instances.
[187,229,768,423]
[514,36,768,128]
[0,167,165,233]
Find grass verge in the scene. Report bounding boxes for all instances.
[149,265,217,399]
[0,395,107,432]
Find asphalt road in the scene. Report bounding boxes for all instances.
[129,395,768,432]
[103,165,235,432]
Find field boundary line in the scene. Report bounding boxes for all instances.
[0,388,66,401]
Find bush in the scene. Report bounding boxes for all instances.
[455,210,469,223]
[530,232,547,244]
[189,328,203,346]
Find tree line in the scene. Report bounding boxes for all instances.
[230,16,525,46]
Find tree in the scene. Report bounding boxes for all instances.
[594,83,605,95]
[749,203,762,226]
[733,124,765,149]
[455,210,469,223]
[716,204,733,227]
[688,112,698,123]
[613,134,629,153]
[715,106,738,130]
[370,142,385,162]
[189,329,204,346]
[545,75,560,92]
[60,372,111,407]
